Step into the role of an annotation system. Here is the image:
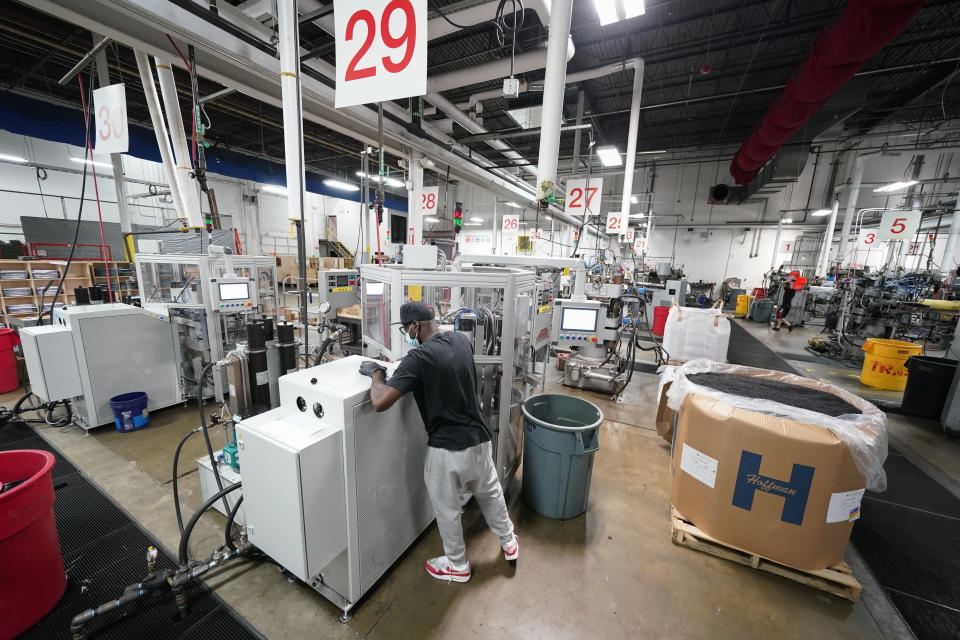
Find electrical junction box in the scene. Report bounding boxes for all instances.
[402,244,440,269]
[503,77,520,98]
[20,325,83,402]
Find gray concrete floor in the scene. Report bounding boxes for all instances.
[13,318,960,639]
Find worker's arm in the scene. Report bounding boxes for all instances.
[370,370,404,412]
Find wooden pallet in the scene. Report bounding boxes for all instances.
[671,509,862,602]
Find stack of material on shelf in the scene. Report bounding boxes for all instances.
[31,269,59,279]
[2,287,33,297]
[0,270,28,280]
[659,359,887,570]
[6,303,37,314]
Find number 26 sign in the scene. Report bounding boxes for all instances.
[335,0,427,108]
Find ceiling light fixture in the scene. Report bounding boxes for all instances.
[596,146,622,167]
[636,149,665,155]
[504,202,522,208]
[424,216,440,223]
[629,213,645,219]
[261,185,288,195]
[70,157,113,169]
[324,179,359,192]
[630,195,638,204]
[469,217,483,223]
[464,223,482,227]
[355,171,404,188]
[595,0,644,26]
[781,218,793,224]
[0,153,28,163]
[873,180,918,193]
[811,209,832,217]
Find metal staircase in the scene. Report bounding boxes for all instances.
[319,226,353,259]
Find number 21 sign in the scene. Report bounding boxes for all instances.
[335,0,427,108]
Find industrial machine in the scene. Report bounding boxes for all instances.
[20,304,181,429]
[359,262,538,485]
[235,356,432,622]
[315,268,359,316]
[647,279,689,320]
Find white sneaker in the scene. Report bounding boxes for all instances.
[425,556,471,583]
[502,534,519,561]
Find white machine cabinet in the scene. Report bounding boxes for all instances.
[236,356,433,618]
[19,325,83,402]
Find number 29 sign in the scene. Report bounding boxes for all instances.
[335,0,427,108]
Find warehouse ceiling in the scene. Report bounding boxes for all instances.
[2,0,960,188]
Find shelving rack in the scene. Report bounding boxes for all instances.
[0,260,90,326]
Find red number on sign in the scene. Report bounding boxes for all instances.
[891,217,907,234]
[380,0,416,73]
[584,187,598,208]
[98,106,111,140]
[97,104,126,141]
[568,188,583,208]
[345,10,377,81]
[503,218,518,230]
[608,216,620,231]
[421,193,436,210]
[865,233,876,245]
[112,105,125,138]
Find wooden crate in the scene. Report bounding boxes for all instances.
[670,508,862,602]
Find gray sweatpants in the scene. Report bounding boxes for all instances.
[423,441,515,566]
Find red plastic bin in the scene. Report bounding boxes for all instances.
[652,305,670,337]
[0,450,66,640]
[0,328,20,394]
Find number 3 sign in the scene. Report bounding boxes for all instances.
[335,0,427,108]
[878,210,921,241]
[93,83,128,154]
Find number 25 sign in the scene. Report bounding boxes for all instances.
[335,0,427,108]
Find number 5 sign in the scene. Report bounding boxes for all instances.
[878,210,921,241]
[93,83,128,154]
[564,178,603,217]
[335,0,427,108]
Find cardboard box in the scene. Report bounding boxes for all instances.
[655,382,675,441]
[671,379,868,571]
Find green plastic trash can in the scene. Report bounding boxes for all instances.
[521,394,603,520]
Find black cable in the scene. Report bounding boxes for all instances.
[179,481,242,567]
[196,362,230,516]
[172,427,201,535]
[225,494,244,551]
[40,71,96,326]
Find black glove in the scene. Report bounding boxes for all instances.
[359,360,387,378]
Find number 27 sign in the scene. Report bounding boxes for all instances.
[335,0,427,108]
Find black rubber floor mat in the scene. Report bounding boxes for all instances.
[0,422,265,640]
[851,448,960,639]
[727,322,800,375]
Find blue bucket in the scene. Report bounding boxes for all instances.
[109,392,149,432]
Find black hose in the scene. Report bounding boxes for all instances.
[196,362,230,516]
[225,494,244,551]
[313,336,334,367]
[172,428,201,535]
[179,481,242,567]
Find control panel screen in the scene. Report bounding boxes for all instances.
[218,282,250,301]
[336,274,350,287]
[561,308,598,332]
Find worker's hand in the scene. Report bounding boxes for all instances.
[359,360,387,378]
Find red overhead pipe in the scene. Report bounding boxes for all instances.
[729,0,925,185]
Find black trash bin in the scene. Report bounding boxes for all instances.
[902,356,959,421]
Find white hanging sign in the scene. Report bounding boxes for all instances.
[605,212,623,235]
[878,210,922,241]
[564,178,603,218]
[93,83,128,154]
[781,240,794,254]
[623,229,635,243]
[502,214,520,234]
[335,0,428,108]
[858,228,880,248]
[633,237,645,253]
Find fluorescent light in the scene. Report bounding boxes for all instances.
[504,202,522,208]
[324,179,359,192]
[594,0,619,25]
[630,195,638,204]
[0,153,27,163]
[811,209,832,217]
[355,171,404,188]
[261,185,287,195]
[465,223,482,227]
[636,149,665,155]
[873,180,918,193]
[596,146,622,167]
[624,0,646,20]
[424,216,440,223]
[469,217,483,223]
[70,157,112,169]
[781,218,793,224]
[544,215,552,221]
[630,213,645,219]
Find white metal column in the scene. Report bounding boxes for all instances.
[619,60,644,224]
[534,0,574,199]
[154,56,203,228]
[940,194,960,277]
[837,152,877,266]
[816,199,840,276]
[407,150,423,246]
[772,219,783,270]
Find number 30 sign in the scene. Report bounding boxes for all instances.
[92,83,128,154]
[335,0,427,108]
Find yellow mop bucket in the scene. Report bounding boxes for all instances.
[735,294,753,317]
[861,338,923,391]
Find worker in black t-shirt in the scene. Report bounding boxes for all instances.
[359,301,518,583]
[773,276,796,332]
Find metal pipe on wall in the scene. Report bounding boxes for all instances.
[619,59,645,226]
[276,0,308,358]
[772,219,784,270]
[133,50,190,226]
[535,0,575,199]
[816,199,840,275]
[154,56,204,228]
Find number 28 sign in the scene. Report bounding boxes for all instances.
[335,0,427,108]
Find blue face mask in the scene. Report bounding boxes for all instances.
[404,324,419,348]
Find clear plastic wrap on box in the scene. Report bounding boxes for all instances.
[659,358,888,492]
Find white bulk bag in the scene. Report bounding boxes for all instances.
[661,300,730,363]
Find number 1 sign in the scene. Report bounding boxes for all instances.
[335,0,427,108]
[93,83,128,154]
